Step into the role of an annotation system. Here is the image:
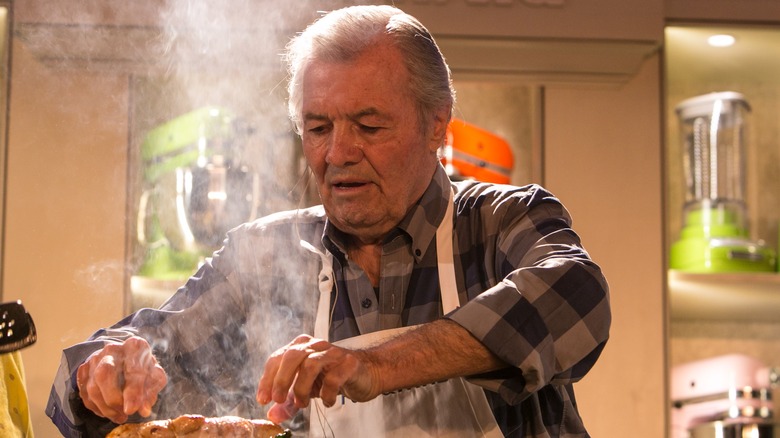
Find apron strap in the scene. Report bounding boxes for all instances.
[436,188,459,314]
[301,240,334,340]
[306,188,502,438]
[309,187,457,337]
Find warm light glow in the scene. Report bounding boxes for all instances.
[708,34,735,47]
[207,191,227,201]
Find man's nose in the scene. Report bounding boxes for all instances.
[326,125,364,166]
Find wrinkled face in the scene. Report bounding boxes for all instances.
[300,40,448,244]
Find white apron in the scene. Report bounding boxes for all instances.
[302,191,503,438]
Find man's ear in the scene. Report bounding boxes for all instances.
[428,106,452,153]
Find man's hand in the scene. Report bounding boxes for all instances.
[256,321,505,424]
[76,336,168,424]
[256,334,381,424]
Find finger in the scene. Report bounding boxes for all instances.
[122,349,149,414]
[76,363,90,399]
[148,364,168,393]
[141,365,168,416]
[90,355,127,417]
[257,337,308,405]
[122,369,146,415]
[139,385,157,418]
[266,391,299,424]
[293,346,359,408]
[269,339,323,403]
[317,351,365,405]
[124,342,166,417]
[271,349,310,404]
[292,353,329,408]
[83,378,126,423]
[318,374,345,408]
[78,357,116,419]
[123,336,150,351]
[257,351,283,405]
[257,335,328,405]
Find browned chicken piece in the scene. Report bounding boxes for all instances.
[167,415,207,435]
[174,415,253,437]
[106,423,140,438]
[139,420,176,438]
[106,415,287,438]
[208,416,254,436]
[106,420,173,438]
[249,419,286,438]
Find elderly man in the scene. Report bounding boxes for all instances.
[47,5,610,438]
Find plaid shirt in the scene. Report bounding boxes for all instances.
[47,165,610,438]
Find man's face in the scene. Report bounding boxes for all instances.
[300,40,447,244]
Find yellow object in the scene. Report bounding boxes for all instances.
[442,118,514,184]
[0,352,33,437]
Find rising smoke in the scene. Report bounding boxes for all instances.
[17,0,380,426]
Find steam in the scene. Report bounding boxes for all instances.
[143,1,316,214]
[74,259,127,297]
[18,0,378,423]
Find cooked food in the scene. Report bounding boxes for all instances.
[106,415,289,438]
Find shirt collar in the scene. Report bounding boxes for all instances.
[396,164,451,263]
[322,164,452,263]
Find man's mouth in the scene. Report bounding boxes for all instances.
[331,177,371,189]
[334,181,366,188]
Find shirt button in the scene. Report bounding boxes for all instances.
[415,249,422,257]
[361,298,372,309]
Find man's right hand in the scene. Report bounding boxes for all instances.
[76,336,168,424]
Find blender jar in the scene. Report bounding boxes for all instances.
[670,91,776,272]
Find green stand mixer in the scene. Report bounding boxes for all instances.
[670,91,776,273]
[132,107,259,306]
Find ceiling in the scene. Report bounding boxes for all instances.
[14,17,780,88]
[665,24,780,88]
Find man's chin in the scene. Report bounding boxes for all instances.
[328,213,394,242]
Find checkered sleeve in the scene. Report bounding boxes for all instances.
[45,222,269,437]
[446,185,611,405]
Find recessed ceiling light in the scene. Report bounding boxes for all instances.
[708,34,736,47]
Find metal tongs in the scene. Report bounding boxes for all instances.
[0,300,36,354]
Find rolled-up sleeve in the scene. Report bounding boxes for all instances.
[446,185,611,405]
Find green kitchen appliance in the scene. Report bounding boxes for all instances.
[670,91,776,273]
[134,107,259,288]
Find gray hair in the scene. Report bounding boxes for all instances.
[284,5,455,134]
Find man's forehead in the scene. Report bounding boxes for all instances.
[299,45,414,120]
[301,76,410,116]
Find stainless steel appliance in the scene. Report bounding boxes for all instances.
[672,354,778,438]
[670,92,776,273]
[132,107,259,308]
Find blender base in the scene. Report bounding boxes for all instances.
[670,236,776,273]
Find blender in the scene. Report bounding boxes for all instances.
[669,91,776,273]
[671,354,778,438]
[132,107,260,308]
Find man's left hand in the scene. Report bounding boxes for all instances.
[256,334,381,423]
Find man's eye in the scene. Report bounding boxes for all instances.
[360,124,381,134]
[307,125,329,135]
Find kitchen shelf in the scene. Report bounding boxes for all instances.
[668,270,780,322]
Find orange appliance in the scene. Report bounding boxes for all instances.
[441,118,514,184]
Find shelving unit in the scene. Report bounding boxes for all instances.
[668,270,780,322]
